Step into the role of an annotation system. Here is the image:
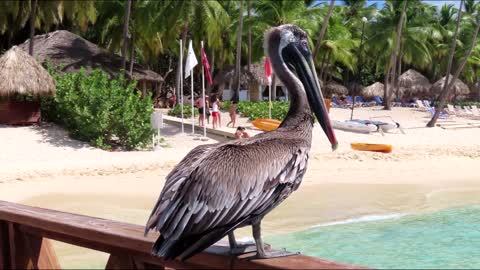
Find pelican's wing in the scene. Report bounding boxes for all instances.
[145,137,309,260]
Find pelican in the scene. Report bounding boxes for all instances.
[145,24,338,261]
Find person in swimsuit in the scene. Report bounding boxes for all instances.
[195,96,206,127]
[211,97,222,129]
[234,126,250,139]
[227,101,237,128]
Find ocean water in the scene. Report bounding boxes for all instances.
[266,205,480,269]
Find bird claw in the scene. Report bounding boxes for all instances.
[254,248,300,259]
[229,242,271,255]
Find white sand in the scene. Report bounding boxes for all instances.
[1,107,480,268]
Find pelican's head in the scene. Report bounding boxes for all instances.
[265,24,338,151]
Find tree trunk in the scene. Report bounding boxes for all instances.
[271,73,277,101]
[129,31,135,77]
[232,0,244,102]
[29,0,38,55]
[313,0,335,59]
[394,44,404,99]
[121,0,132,74]
[319,52,327,80]
[247,0,252,72]
[322,51,331,83]
[427,12,479,127]
[384,0,407,110]
[211,48,215,75]
[175,27,188,99]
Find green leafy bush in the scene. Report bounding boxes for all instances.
[41,68,154,150]
[168,104,198,118]
[236,101,289,120]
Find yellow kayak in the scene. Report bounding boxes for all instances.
[351,143,393,153]
[252,118,281,131]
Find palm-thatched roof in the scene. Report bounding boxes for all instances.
[0,46,55,97]
[18,30,163,83]
[325,81,348,96]
[361,82,384,98]
[430,75,470,97]
[398,69,431,96]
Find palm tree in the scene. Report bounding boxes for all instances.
[232,0,244,102]
[428,0,480,127]
[121,0,132,73]
[313,0,335,59]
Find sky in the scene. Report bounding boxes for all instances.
[315,0,462,9]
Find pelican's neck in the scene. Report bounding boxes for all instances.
[270,56,314,130]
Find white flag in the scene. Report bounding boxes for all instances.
[185,40,198,79]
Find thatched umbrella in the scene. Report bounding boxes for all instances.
[18,30,163,84]
[430,75,470,99]
[0,46,55,97]
[398,69,431,97]
[325,81,348,97]
[361,82,384,98]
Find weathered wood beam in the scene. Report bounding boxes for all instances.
[0,200,364,269]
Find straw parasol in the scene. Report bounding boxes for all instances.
[361,82,384,98]
[398,69,431,97]
[18,30,163,83]
[325,81,348,97]
[0,46,55,97]
[430,75,470,98]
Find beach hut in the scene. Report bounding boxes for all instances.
[18,30,163,97]
[398,69,431,98]
[430,75,470,101]
[324,81,348,98]
[0,46,55,124]
[361,82,384,99]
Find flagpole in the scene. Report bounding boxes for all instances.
[180,39,184,134]
[191,69,195,135]
[268,83,272,119]
[201,41,206,139]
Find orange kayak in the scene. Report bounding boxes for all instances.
[351,143,393,153]
[252,118,281,131]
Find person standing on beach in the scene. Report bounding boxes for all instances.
[195,96,206,127]
[227,101,237,128]
[211,98,221,129]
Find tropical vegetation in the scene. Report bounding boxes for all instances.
[42,68,154,150]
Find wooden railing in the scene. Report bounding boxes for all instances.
[0,201,365,269]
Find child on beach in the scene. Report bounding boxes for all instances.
[211,98,222,129]
[227,101,237,128]
[234,126,250,139]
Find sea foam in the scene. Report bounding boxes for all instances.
[310,213,408,228]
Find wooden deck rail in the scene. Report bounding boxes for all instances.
[0,200,365,269]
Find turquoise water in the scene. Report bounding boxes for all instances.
[266,205,480,269]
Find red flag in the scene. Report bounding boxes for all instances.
[264,57,272,84]
[201,47,213,86]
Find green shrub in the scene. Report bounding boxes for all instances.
[42,68,154,150]
[168,104,198,118]
[236,101,289,121]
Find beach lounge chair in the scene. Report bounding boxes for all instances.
[428,107,449,119]
[353,96,365,107]
[373,96,383,106]
[331,97,349,108]
[415,100,428,111]
[467,106,480,120]
[346,96,361,107]
[356,96,376,107]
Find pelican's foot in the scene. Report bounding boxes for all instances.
[255,248,300,259]
[230,242,271,255]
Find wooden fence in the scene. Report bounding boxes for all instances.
[0,200,364,269]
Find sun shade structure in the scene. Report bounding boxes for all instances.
[361,82,384,98]
[0,46,55,97]
[0,46,55,125]
[18,30,163,84]
[398,69,431,97]
[325,81,348,97]
[430,75,470,100]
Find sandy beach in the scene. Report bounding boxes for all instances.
[1,107,480,268]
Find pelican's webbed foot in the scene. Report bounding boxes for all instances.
[228,231,271,255]
[255,248,300,259]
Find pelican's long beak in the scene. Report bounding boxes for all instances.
[282,43,338,151]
